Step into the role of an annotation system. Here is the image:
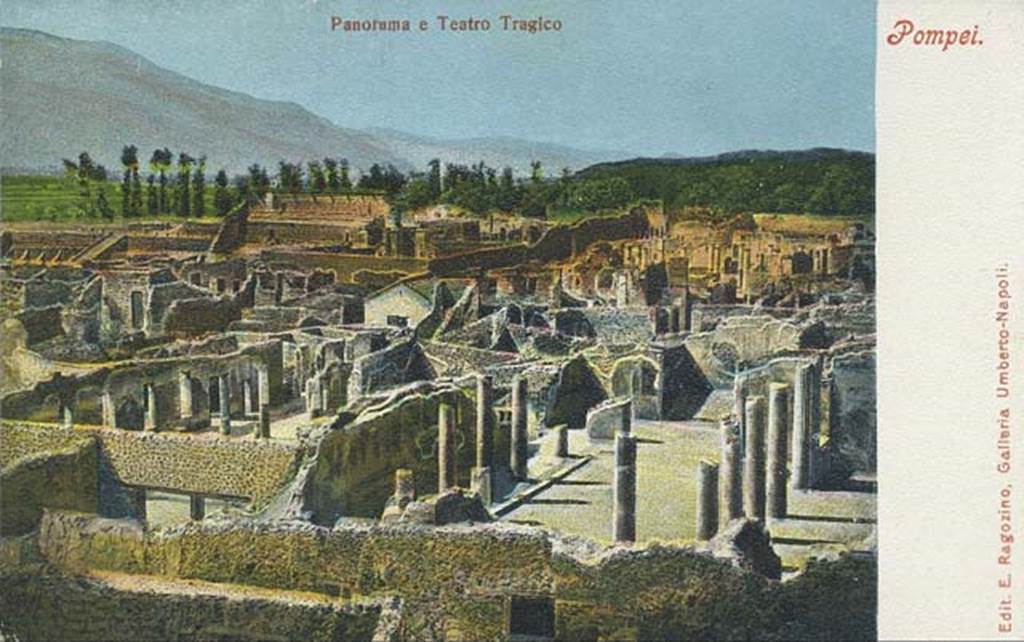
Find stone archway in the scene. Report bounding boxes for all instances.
[611,356,660,419]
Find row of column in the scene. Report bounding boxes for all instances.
[305,370,342,420]
[432,384,641,544]
[650,299,693,336]
[96,368,270,438]
[436,374,533,506]
[696,361,821,540]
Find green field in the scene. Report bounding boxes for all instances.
[0,174,223,223]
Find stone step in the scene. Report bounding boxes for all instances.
[767,517,875,545]
[787,489,877,521]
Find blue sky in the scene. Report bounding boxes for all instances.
[1,0,875,156]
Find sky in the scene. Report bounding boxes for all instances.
[0,0,876,157]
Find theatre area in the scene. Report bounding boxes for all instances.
[0,200,877,641]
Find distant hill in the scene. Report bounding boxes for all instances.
[0,28,627,177]
[575,148,875,216]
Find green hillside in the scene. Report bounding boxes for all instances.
[574,149,874,217]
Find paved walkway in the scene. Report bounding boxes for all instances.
[501,419,878,555]
[502,420,721,544]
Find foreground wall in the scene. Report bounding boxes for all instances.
[0,563,388,642]
[27,511,877,642]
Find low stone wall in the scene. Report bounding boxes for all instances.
[0,431,98,535]
[0,422,94,468]
[585,398,630,440]
[0,566,387,642]
[263,251,427,284]
[0,421,301,503]
[33,511,877,642]
[94,428,301,502]
[125,235,211,253]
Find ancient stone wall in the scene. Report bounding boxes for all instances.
[125,235,210,253]
[684,316,804,388]
[209,207,248,254]
[655,342,714,420]
[0,421,301,503]
[23,278,76,308]
[298,383,481,522]
[33,511,877,642]
[0,426,98,535]
[427,208,648,279]
[262,251,427,284]
[248,194,390,222]
[95,427,301,502]
[0,565,386,642]
[828,349,876,475]
[0,421,94,467]
[162,278,255,337]
[347,339,435,401]
[15,304,63,346]
[147,281,211,335]
[690,303,797,332]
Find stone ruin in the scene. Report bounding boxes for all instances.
[0,210,876,640]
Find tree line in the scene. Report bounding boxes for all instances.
[57,146,874,223]
[60,147,366,220]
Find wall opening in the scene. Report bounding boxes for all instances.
[509,596,555,639]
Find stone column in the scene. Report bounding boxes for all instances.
[274,272,284,304]
[807,363,825,489]
[733,378,747,456]
[60,400,74,428]
[620,399,633,435]
[243,379,255,416]
[179,372,193,420]
[682,288,693,332]
[258,404,271,439]
[395,468,416,503]
[306,377,320,420]
[743,395,766,521]
[472,375,494,504]
[320,376,331,415]
[511,376,529,480]
[555,425,569,458]
[294,350,305,398]
[791,363,812,491]
[475,375,494,469]
[102,392,117,429]
[189,494,206,521]
[438,399,457,491]
[718,420,743,531]
[766,383,790,519]
[471,467,492,505]
[613,433,638,543]
[257,366,271,408]
[218,374,231,435]
[696,459,719,541]
[143,384,157,432]
[131,487,147,522]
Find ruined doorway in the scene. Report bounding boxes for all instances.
[209,377,221,415]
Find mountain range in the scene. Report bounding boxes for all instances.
[0,27,628,177]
